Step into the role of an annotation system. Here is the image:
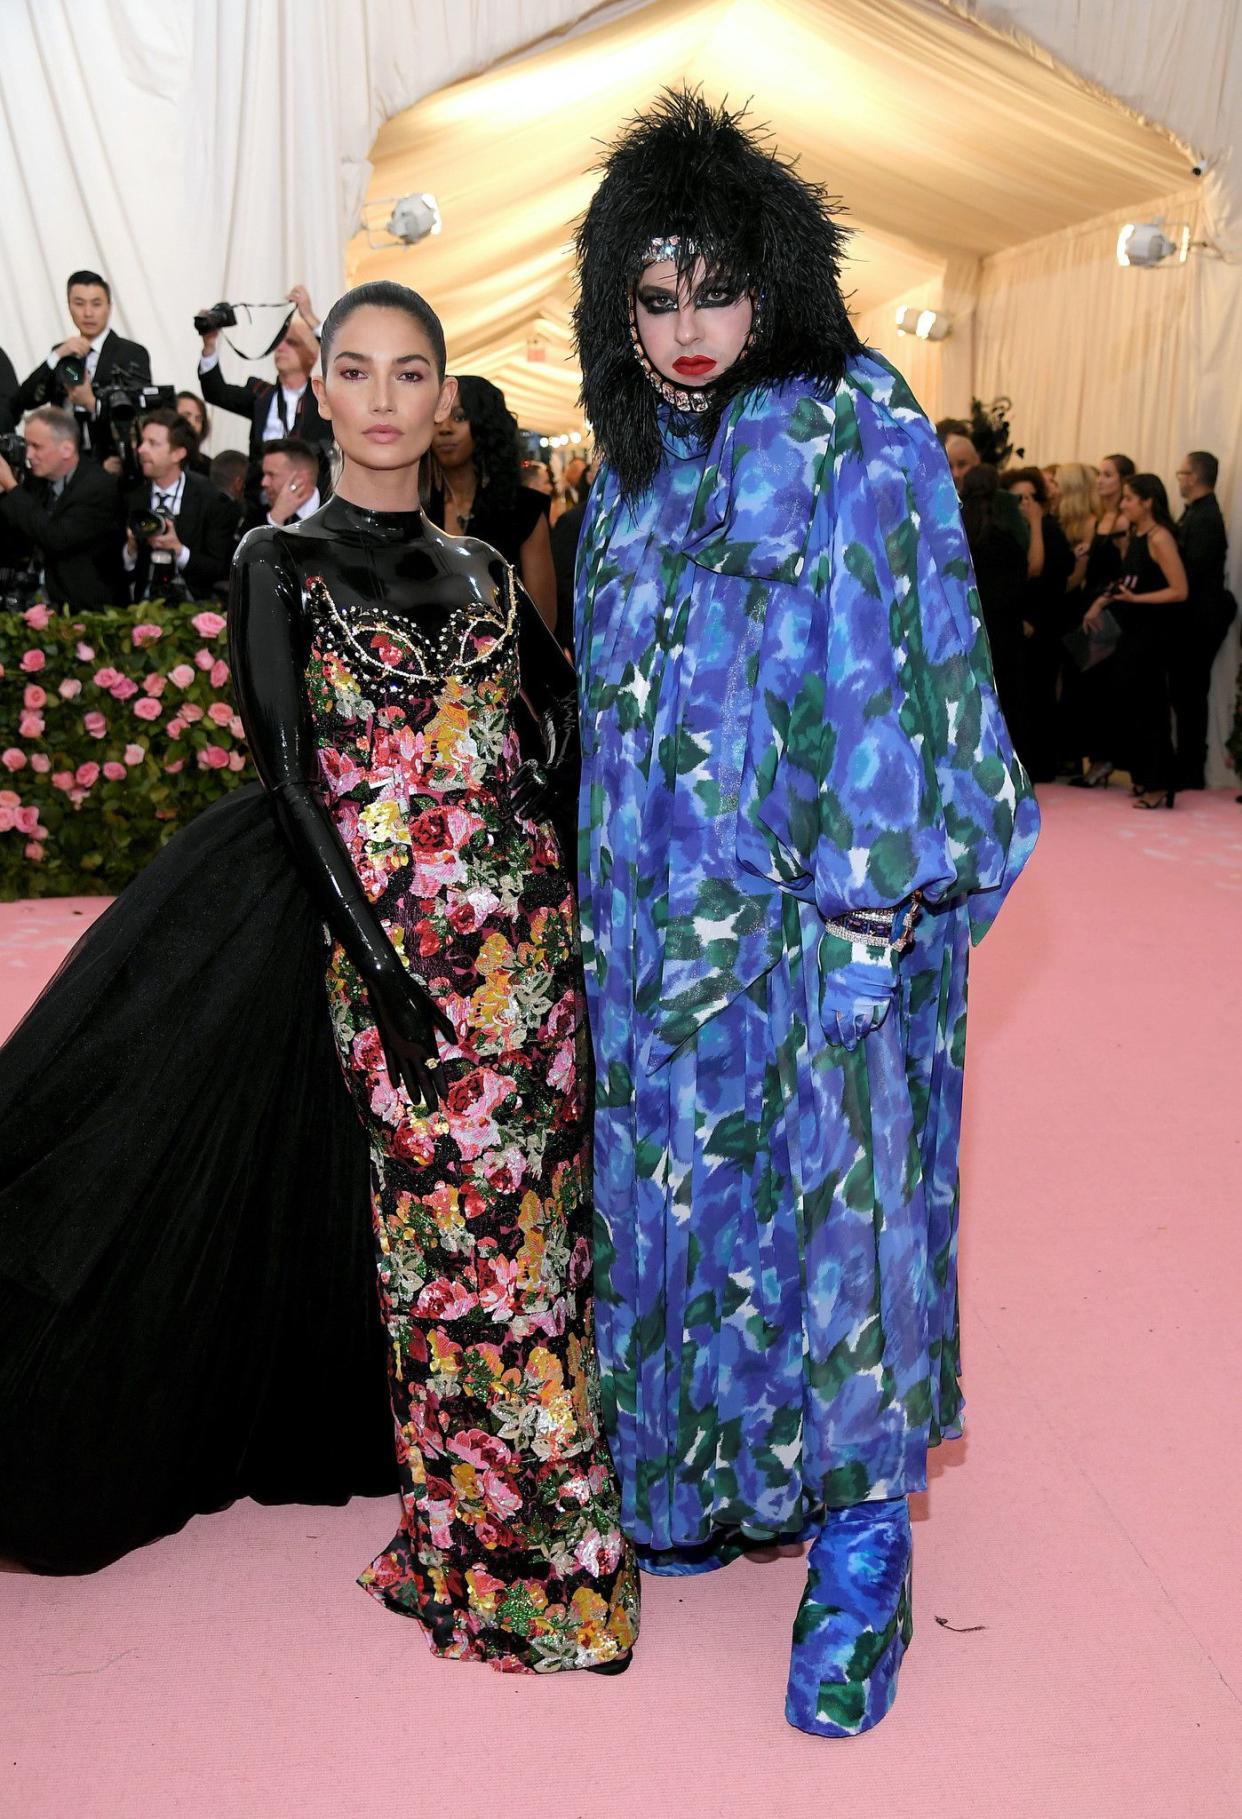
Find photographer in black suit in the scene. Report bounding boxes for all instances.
[123,410,238,602]
[197,308,331,493]
[12,271,151,463]
[0,406,124,610]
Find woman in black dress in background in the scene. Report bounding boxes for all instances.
[1068,452,1136,789]
[960,463,1031,763]
[1084,473,1188,809]
[1001,466,1075,781]
[430,375,557,629]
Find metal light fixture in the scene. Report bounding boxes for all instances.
[895,305,952,341]
[362,192,442,250]
[1116,221,1190,267]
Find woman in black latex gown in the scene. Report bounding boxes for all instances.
[0,282,638,1675]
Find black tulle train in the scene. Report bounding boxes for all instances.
[0,785,395,1573]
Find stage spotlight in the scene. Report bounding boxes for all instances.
[1116,221,1190,267]
[363,193,442,250]
[895,305,952,341]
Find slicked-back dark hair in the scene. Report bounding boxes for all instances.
[1188,449,1218,489]
[1103,452,1136,482]
[574,89,862,499]
[320,281,446,378]
[67,269,110,301]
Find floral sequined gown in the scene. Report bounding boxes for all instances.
[299,524,637,1672]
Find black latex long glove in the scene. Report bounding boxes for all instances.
[228,531,454,1111]
[508,576,580,828]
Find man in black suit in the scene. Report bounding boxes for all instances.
[0,406,125,610]
[123,409,239,602]
[1172,449,1234,790]
[197,311,331,495]
[12,271,151,462]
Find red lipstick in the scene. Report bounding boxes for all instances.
[672,355,716,376]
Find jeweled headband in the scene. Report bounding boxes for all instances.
[634,232,700,271]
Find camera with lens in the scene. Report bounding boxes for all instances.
[129,508,169,543]
[194,301,238,337]
[0,432,27,482]
[55,354,88,391]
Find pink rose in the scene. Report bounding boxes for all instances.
[110,676,139,700]
[75,642,95,662]
[83,711,108,738]
[131,622,164,647]
[209,659,230,688]
[199,745,229,770]
[132,697,162,721]
[142,673,167,697]
[23,685,46,710]
[191,611,227,638]
[51,770,75,791]
[15,806,38,835]
[30,753,50,774]
[24,841,45,862]
[93,666,122,689]
[2,749,27,772]
[194,648,214,671]
[22,604,52,631]
[0,807,13,832]
[0,790,19,807]
[19,713,45,738]
[168,664,195,688]
[75,762,100,788]
[165,718,185,740]
[103,761,127,781]
[227,750,246,772]
[19,650,45,673]
[207,701,233,726]
[123,743,145,766]
[58,678,82,700]
[164,759,184,774]
[229,715,244,739]
[180,703,203,724]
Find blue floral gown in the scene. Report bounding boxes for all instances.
[575,355,1039,1551]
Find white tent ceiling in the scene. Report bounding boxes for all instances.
[346,0,1191,428]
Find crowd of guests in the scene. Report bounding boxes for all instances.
[940,420,1234,804]
[0,270,582,636]
[2,271,1232,805]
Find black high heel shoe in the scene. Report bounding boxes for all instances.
[588,1652,633,1676]
[1134,789,1174,810]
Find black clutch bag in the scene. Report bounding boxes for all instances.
[1062,606,1121,671]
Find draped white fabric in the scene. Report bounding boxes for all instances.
[1,0,1239,770]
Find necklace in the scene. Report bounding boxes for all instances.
[443,474,476,535]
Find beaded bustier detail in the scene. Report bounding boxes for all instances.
[302,569,518,695]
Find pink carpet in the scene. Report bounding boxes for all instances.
[2,786,1241,1819]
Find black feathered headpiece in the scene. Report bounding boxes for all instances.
[573,89,862,499]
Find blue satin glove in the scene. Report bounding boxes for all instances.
[818,937,899,1050]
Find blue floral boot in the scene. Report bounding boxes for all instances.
[785,1497,913,1737]
[635,1532,745,1577]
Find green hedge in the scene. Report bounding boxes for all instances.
[1,600,251,897]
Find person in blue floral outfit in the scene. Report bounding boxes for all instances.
[572,91,1039,1735]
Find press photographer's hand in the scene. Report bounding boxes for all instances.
[0,455,17,494]
[52,336,91,363]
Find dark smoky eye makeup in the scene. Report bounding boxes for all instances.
[636,287,678,313]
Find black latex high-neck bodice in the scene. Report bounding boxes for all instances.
[281,493,511,632]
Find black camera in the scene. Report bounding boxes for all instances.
[97,365,173,426]
[55,354,87,390]
[0,431,27,481]
[129,509,169,542]
[194,302,238,337]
